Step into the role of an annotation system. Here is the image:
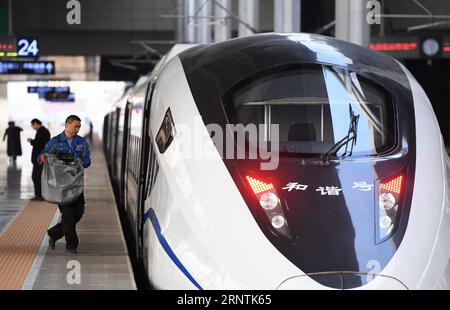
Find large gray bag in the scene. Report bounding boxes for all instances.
[41,153,84,205]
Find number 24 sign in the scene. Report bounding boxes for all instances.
[17,38,39,57]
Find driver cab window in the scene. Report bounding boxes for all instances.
[223,65,395,157]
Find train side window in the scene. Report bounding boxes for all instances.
[155,108,175,154]
[135,136,141,183]
[142,79,159,200]
[132,136,136,182]
[145,141,159,199]
[128,135,134,175]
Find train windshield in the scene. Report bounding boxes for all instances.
[223,65,396,157]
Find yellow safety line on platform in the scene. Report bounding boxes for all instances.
[0,201,56,290]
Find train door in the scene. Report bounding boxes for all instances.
[123,100,134,219]
[119,100,131,207]
[112,107,120,178]
[108,109,117,174]
[102,114,109,155]
[106,113,113,172]
[136,78,157,262]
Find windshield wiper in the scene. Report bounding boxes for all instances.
[320,103,360,163]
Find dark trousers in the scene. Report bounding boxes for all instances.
[47,193,85,250]
[31,163,43,196]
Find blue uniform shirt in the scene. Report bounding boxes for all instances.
[41,131,91,168]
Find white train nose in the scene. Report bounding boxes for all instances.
[276,273,408,290]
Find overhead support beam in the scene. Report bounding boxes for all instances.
[377,14,450,19]
[8,0,13,35]
[176,0,184,43]
[213,0,231,42]
[274,0,301,33]
[335,0,349,42]
[335,0,370,47]
[238,0,259,37]
[349,0,370,46]
[184,0,197,43]
[197,0,213,44]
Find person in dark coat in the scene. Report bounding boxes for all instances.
[27,119,51,201]
[2,121,23,162]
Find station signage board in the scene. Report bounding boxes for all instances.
[0,61,55,74]
[443,36,450,59]
[0,36,40,58]
[28,85,75,102]
[370,37,420,59]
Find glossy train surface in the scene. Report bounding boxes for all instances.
[103,34,450,289]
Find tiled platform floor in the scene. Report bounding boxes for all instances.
[0,134,136,290]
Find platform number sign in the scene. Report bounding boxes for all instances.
[17,38,39,57]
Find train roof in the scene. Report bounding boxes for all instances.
[110,44,197,111]
[178,33,409,89]
[153,44,197,73]
[177,32,414,131]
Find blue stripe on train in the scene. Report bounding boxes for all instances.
[143,208,203,290]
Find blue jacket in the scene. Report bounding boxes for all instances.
[41,131,91,168]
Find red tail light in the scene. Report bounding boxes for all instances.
[246,176,274,195]
[380,175,403,195]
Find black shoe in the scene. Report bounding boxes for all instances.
[66,248,77,254]
[48,235,56,250]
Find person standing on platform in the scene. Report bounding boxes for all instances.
[27,119,50,201]
[2,121,23,163]
[39,115,91,254]
[89,121,93,142]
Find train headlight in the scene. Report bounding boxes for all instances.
[376,174,404,243]
[259,192,279,210]
[246,175,290,238]
[379,215,392,229]
[271,215,286,229]
[379,193,396,211]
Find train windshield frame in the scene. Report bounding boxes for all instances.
[222,64,397,158]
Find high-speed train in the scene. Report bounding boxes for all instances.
[104,33,450,289]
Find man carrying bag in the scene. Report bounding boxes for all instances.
[39,115,91,254]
